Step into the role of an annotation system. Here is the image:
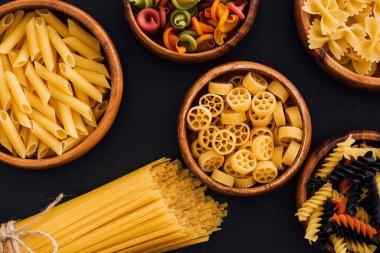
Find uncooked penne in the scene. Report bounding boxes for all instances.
[59,63,102,102]
[0,123,12,153]
[35,17,54,71]
[63,37,103,61]
[25,61,50,105]
[26,17,40,61]
[8,50,28,87]
[4,71,31,114]
[0,110,26,158]
[68,19,100,53]
[48,83,92,121]
[94,100,108,121]
[35,9,70,38]
[29,109,67,139]
[19,126,29,144]
[13,39,29,67]
[57,101,77,138]
[0,53,12,73]
[2,11,24,40]
[34,61,72,95]
[47,25,74,67]
[24,90,56,122]
[26,132,38,157]
[0,13,14,36]
[72,110,88,136]
[0,58,11,110]
[37,140,49,159]
[74,86,96,127]
[30,120,62,155]
[12,100,31,128]
[74,67,110,88]
[0,12,36,54]
[62,125,93,152]
[73,54,110,78]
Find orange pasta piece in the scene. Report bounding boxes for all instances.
[207,19,218,27]
[219,14,239,33]
[205,7,212,18]
[339,178,351,195]
[332,197,346,215]
[330,214,377,239]
[192,17,204,35]
[199,22,215,33]
[211,0,220,21]
[163,27,186,54]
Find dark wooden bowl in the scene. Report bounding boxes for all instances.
[295,0,380,90]
[296,130,380,210]
[178,61,312,196]
[123,0,259,63]
[0,0,123,170]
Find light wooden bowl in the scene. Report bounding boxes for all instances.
[0,0,123,170]
[178,61,312,196]
[123,0,259,63]
[295,0,380,90]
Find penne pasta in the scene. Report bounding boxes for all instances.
[24,90,56,122]
[94,100,108,121]
[35,9,70,38]
[13,39,29,67]
[2,11,24,40]
[8,50,28,87]
[25,17,40,61]
[57,101,78,138]
[51,42,58,73]
[4,71,31,114]
[0,12,36,54]
[72,110,88,136]
[26,132,38,157]
[19,126,29,144]
[0,110,26,158]
[48,98,62,124]
[59,63,102,102]
[0,13,14,36]
[30,120,62,155]
[25,61,50,105]
[0,53,12,73]
[35,17,54,71]
[37,140,49,159]
[68,19,100,53]
[74,86,96,127]
[74,67,110,88]
[63,37,103,61]
[12,100,31,128]
[47,25,75,67]
[0,58,11,110]
[61,135,86,153]
[73,54,110,78]
[9,110,19,131]
[29,109,67,139]
[0,123,13,153]
[34,61,72,95]
[48,83,92,121]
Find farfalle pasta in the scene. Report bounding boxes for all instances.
[186,71,304,188]
[129,0,248,54]
[303,0,380,76]
[296,136,380,252]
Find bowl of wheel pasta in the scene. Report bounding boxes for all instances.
[0,0,123,169]
[123,0,259,63]
[295,0,380,90]
[295,130,380,252]
[177,61,312,196]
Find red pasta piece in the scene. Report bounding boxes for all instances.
[332,197,347,215]
[339,178,351,195]
[227,0,248,20]
[137,8,160,33]
[158,6,167,28]
[330,214,378,239]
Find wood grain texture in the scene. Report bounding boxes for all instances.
[123,0,259,63]
[295,0,380,90]
[178,61,312,196]
[0,0,123,170]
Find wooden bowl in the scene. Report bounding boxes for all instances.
[178,61,312,196]
[295,0,380,90]
[123,0,259,63]
[296,130,380,211]
[0,0,123,170]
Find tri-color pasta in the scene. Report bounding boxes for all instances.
[129,0,248,54]
[296,135,380,252]
[186,71,304,188]
[0,10,111,159]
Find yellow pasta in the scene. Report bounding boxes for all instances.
[212,129,236,155]
[8,50,28,87]
[19,126,29,144]
[35,61,73,95]
[198,150,224,172]
[11,99,31,128]
[252,161,278,183]
[68,19,100,53]
[13,39,29,67]
[72,110,88,136]
[0,13,14,36]
[36,141,49,159]
[208,81,233,95]
[250,126,273,141]
[73,54,110,78]
[198,125,219,150]
[35,16,54,71]
[47,25,75,67]
[0,110,26,158]
[273,101,286,126]
[242,72,268,94]
[3,11,24,41]
[29,109,66,139]
[226,123,250,146]
[252,135,274,161]
[4,71,31,114]
[187,105,212,131]
[36,9,70,38]
[199,93,224,117]
[267,80,289,103]
[221,110,246,125]
[24,90,56,122]
[251,91,276,116]
[278,126,303,143]
[211,169,234,186]
[285,106,303,129]
[25,61,50,105]
[93,100,107,121]
[282,141,301,166]
[231,149,257,175]
[234,176,256,188]
[57,101,78,138]
[191,139,207,159]
[30,120,62,155]
[271,146,284,170]
[74,67,110,89]
[226,87,251,112]
[63,37,103,61]
[25,17,40,61]
[0,124,12,153]
[26,132,38,157]
[247,108,273,127]
[0,58,11,110]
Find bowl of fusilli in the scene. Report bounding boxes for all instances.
[296,130,380,252]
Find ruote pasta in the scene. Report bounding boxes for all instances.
[296,135,380,252]
[186,71,305,188]
[0,158,227,253]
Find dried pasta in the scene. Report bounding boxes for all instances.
[186,71,304,188]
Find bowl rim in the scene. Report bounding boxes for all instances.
[294,0,380,90]
[296,130,380,211]
[177,61,312,196]
[123,0,259,63]
[0,0,123,170]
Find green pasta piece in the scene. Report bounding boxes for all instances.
[170,9,192,29]
[181,30,199,38]
[172,0,200,10]
[179,33,197,52]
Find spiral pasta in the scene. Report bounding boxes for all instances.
[331,235,348,253]
[305,207,323,243]
[345,239,377,253]
[330,214,378,239]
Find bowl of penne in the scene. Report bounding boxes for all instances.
[0,0,123,169]
[178,61,312,196]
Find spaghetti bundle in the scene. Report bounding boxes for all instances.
[11,158,227,253]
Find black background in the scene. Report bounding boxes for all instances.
[0,0,379,252]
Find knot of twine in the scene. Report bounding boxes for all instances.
[0,194,63,253]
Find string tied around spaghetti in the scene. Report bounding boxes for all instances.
[0,194,63,253]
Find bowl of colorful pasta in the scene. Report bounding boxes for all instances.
[295,0,380,90]
[0,0,123,169]
[178,61,312,196]
[296,130,380,252]
[123,0,258,63]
